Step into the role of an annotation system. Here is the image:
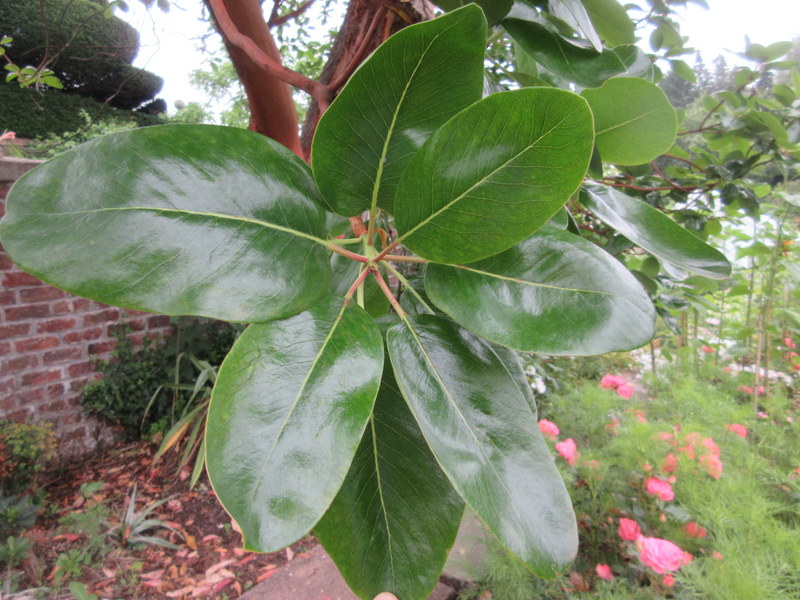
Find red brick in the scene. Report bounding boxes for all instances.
[68,361,94,378]
[0,355,38,375]
[63,425,88,440]
[63,327,103,343]
[0,290,16,304]
[37,318,77,333]
[15,336,59,353]
[0,377,15,394]
[2,271,43,287]
[42,399,68,412]
[83,309,120,326]
[47,383,65,398]
[0,254,13,271]
[5,303,50,321]
[52,300,72,315]
[69,377,89,392]
[0,342,10,356]
[0,397,17,412]
[6,409,34,422]
[72,298,91,311]
[124,318,147,331]
[20,369,62,386]
[43,347,83,365]
[88,341,116,355]
[147,315,172,328]
[16,387,46,403]
[0,323,30,340]
[19,287,65,303]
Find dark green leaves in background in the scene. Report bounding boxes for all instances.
[0,125,331,323]
[582,77,677,165]
[387,316,578,577]
[425,227,656,355]
[394,87,594,264]
[315,365,465,600]
[205,299,383,552]
[581,183,732,279]
[312,5,487,216]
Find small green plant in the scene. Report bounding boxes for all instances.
[68,581,99,600]
[0,493,39,536]
[0,535,32,596]
[0,420,57,494]
[53,549,89,587]
[105,485,181,550]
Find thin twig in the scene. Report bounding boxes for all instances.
[328,6,388,92]
[269,0,316,28]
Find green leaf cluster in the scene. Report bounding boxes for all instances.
[0,4,737,599]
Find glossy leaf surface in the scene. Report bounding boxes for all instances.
[582,77,677,165]
[432,0,513,25]
[316,365,464,600]
[425,227,655,355]
[330,254,390,318]
[387,316,578,577]
[581,183,732,279]
[503,18,651,88]
[548,0,603,52]
[394,88,593,264]
[206,299,383,552]
[0,125,331,323]
[580,0,635,46]
[312,6,486,216]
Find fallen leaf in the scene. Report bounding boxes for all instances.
[141,570,165,580]
[205,559,237,579]
[185,534,197,550]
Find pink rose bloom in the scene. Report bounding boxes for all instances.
[0,131,15,143]
[757,411,768,419]
[618,517,641,541]
[662,573,675,587]
[712,551,724,560]
[755,385,765,396]
[656,431,673,442]
[605,417,620,433]
[726,423,747,438]
[701,345,714,353]
[636,536,693,574]
[738,385,754,394]
[723,366,732,374]
[600,374,627,389]
[682,522,707,538]
[632,408,646,421]
[677,444,695,459]
[537,419,560,440]
[701,437,720,457]
[662,452,678,473]
[555,438,578,466]
[699,454,723,479]
[646,477,675,501]
[617,383,635,399]
[595,564,614,581]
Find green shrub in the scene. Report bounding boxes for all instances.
[0,420,56,495]
[0,83,163,140]
[80,320,239,437]
[0,0,161,107]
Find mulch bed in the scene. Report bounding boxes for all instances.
[21,439,317,599]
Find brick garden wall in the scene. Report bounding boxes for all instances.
[0,158,173,456]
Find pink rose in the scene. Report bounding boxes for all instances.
[617,383,635,399]
[726,423,747,438]
[600,374,627,389]
[662,452,678,473]
[595,564,614,581]
[662,573,675,587]
[701,437,720,457]
[701,345,714,353]
[656,431,673,442]
[646,477,674,501]
[537,419,560,440]
[757,411,768,419]
[682,522,707,538]
[699,454,723,479]
[636,536,693,574]
[712,551,724,560]
[555,438,578,466]
[738,385,754,394]
[0,131,15,143]
[618,517,641,541]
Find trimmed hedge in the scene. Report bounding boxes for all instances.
[0,83,163,140]
[0,0,162,108]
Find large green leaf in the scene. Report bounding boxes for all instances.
[315,364,465,600]
[503,18,652,88]
[582,77,677,165]
[0,125,331,323]
[432,0,513,25]
[312,6,486,217]
[425,227,655,355]
[581,183,732,280]
[394,88,593,265]
[579,0,635,46]
[547,0,602,52]
[205,298,383,552]
[386,316,578,577]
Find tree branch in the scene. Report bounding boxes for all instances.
[269,0,316,27]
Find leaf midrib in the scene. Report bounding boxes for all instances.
[48,205,328,247]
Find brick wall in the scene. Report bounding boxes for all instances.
[1,158,173,456]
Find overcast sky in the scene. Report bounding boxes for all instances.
[121,0,800,113]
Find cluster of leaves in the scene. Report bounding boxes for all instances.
[2,2,785,599]
[0,419,56,495]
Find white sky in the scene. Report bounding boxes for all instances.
[120,0,800,113]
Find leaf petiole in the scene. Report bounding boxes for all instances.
[371,269,407,319]
[383,262,435,315]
